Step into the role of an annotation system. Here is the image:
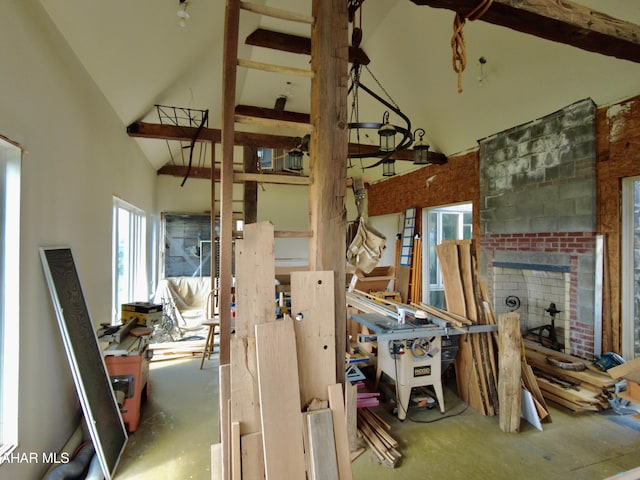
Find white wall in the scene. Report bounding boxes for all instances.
[0,2,157,478]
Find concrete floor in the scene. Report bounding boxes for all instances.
[114,356,640,480]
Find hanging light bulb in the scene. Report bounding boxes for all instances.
[177,0,190,27]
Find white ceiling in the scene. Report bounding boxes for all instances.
[38,0,640,178]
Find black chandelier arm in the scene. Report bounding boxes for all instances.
[356,81,412,134]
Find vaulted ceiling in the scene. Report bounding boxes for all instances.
[39,0,640,181]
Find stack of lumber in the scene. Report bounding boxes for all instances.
[435,240,499,416]
[524,340,615,412]
[357,408,401,468]
[218,222,353,480]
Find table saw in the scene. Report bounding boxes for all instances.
[351,310,496,420]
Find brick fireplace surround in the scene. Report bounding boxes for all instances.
[483,232,595,359]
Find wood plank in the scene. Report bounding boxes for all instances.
[211,443,222,480]
[498,313,522,433]
[240,432,265,480]
[457,243,477,321]
[304,409,340,480]
[237,58,314,77]
[435,243,466,316]
[255,318,306,479]
[219,364,231,480]
[239,2,314,23]
[234,172,312,185]
[235,114,314,133]
[235,222,275,339]
[344,380,359,453]
[328,384,353,480]
[409,0,640,64]
[524,346,616,389]
[230,337,261,434]
[231,421,241,480]
[291,271,337,407]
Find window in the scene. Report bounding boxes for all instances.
[112,197,147,324]
[0,137,20,458]
[423,203,472,309]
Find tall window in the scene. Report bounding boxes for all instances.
[423,203,472,309]
[0,137,20,457]
[112,197,147,324]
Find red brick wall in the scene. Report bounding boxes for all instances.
[368,150,479,221]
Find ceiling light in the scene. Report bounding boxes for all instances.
[412,128,431,165]
[382,159,396,177]
[177,0,190,27]
[286,146,304,171]
[346,5,432,177]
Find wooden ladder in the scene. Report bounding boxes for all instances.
[218,2,350,479]
[220,4,317,480]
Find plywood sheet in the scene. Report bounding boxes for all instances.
[255,318,306,479]
[291,271,336,406]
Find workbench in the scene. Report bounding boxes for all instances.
[351,312,496,420]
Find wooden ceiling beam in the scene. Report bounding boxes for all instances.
[127,121,295,149]
[245,28,370,65]
[127,120,446,164]
[411,0,640,63]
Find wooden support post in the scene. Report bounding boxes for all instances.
[220,0,240,368]
[309,0,349,383]
[498,312,522,433]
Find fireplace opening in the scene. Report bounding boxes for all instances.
[492,264,570,351]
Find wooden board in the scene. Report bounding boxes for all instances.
[219,364,231,480]
[235,221,275,338]
[291,271,337,406]
[255,318,306,479]
[435,243,466,316]
[304,409,339,480]
[230,337,261,434]
[211,443,222,480]
[241,432,265,480]
[498,313,522,433]
[231,421,241,480]
[328,384,353,480]
[344,380,358,453]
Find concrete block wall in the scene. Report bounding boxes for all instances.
[480,98,596,235]
[480,99,597,359]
